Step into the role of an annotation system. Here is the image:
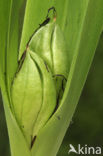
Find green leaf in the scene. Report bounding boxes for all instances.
[0,0,32,156]
[2,90,31,156]
[0,0,11,89]
[6,0,27,98]
[0,0,103,156]
[30,0,103,156]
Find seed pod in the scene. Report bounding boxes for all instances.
[11,49,56,146]
[28,21,69,104]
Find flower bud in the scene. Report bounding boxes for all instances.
[11,19,69,147]
[29,21,69,104]
[11,49,56,146]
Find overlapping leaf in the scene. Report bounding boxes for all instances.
[0,0,103,156]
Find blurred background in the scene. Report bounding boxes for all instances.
[0,33,103,156]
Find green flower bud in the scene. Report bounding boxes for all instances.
[11,49,56,146]
[10,18,69,148]
[28,21,69,104]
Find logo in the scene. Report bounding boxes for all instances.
[68,144,102,155]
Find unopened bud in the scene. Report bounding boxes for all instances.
[11,49,56,146]
[29,21,69,104]
[11,18,69,147]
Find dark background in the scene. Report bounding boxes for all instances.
[0,33,103,156]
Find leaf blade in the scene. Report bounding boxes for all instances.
[31,1,103,156]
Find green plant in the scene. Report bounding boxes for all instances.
[0,0,103,156]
